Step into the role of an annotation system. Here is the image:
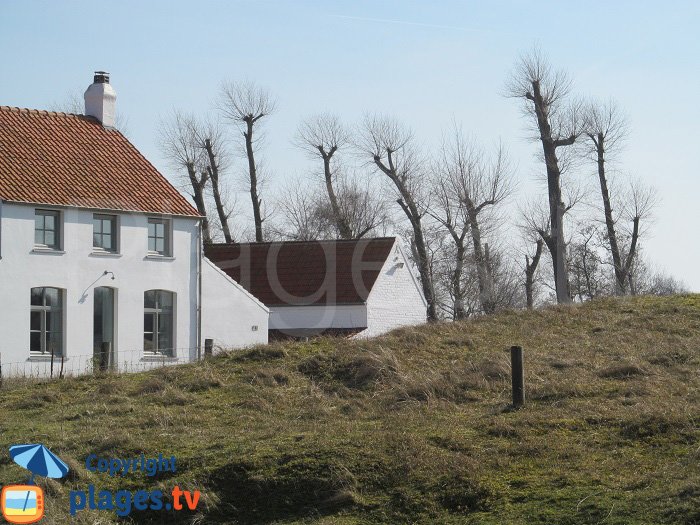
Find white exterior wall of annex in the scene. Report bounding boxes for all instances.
[361,241,427,338]
[200,258,269,352]
[269,304,368,334]
[0,201,199,375]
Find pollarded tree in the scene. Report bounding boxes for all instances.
[431,127,514,316]
[294,114,353,239]
[219,80,276,242]
[358,114,437,321]
[507,49,585,303]
[583,101,656,294]
[158,110,212,244]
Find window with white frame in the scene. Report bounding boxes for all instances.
[144,290,175,356]
[30,287,63,356]
[93,214,118,252]
[147,218,171,256]
[34,210,61,249]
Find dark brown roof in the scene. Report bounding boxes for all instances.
[205,237,397,306]
[0,106,199,216]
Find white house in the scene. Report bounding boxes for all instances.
[0,73,268,377]
[205,237,427,339]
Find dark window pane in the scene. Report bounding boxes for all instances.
[44,288,60,307]
[93,218,102,234]
[44,214,55,230]
[31,288,44,306]
[144,290,156,309]
[30,332,41,353]
[30,311,41,331]
[35,229,43,245]
[144,332,154,353]
[144,312,154,333]
[155,238,164,254]
[45,231,55,247]
[103,219,112,234]
[103,233,112,250]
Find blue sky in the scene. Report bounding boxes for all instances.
[1,1,698,290]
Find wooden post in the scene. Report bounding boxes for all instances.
[59,353,65,379]
[204,338,213,359]
[510,345,525,408]
[0,352,3,389]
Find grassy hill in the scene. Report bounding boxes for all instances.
[1,295,699,524]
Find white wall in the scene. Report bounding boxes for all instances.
[269,303,367,336]
[200,258,268,352]
[0,202,199,376]
[362,242,427,338]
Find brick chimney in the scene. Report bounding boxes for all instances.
[84,71,116,128]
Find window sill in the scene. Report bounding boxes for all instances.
[31,248,65,255]
[27,355,67,362]
[144,254,175,261]
[90,251,122,258]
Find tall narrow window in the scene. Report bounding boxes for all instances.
[34,210,61,249]
[144,290,175,355]
[93,214,118,252]
[147,218,171,256]
[30,287,63,356]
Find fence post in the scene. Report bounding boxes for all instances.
[204,339,213,359]
[0,352,3,388]
[510,345,525,408]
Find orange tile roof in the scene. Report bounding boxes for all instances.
[0,106,199,217]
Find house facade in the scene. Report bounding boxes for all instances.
[205,237,427,339]
[0,73,268,377]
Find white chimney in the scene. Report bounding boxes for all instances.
[84,71,116,128]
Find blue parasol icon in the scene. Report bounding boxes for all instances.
[9,444,70,512]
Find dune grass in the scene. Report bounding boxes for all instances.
[0,295,699,524]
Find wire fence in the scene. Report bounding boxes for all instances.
[0,347,199,385]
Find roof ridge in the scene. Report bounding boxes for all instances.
[206,237,397,247]
[0,105,97,121]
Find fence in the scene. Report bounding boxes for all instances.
[0,346,200,384]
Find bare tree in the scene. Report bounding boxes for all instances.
[219,80,276,242]
[358,115,437,321]
[197,119,235,243]
[431,128,514,315]
[583,101,656,294]
[158,110,212,244]
[507,49,584,303]
[295,114,354,238]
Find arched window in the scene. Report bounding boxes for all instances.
[144,290,175,356]
[30,287,63,356]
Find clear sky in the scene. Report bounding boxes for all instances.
[1,1,698,290]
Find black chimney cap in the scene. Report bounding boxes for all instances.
[93,71,110,84]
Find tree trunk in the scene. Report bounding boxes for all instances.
[204,139,233,243]
[322,152,352,239]
[453,243,467,320]
[594,134,626,294]
[525,239,543,309]
[466,204,495,314]
[244,119,264,242]
[528,80,572,303]
[186,163,212,245]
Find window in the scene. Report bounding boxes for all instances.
[34,210,61,249]
[144,290,174,355]
[147,218,171,256]
[30,287,63,356]
[93,214,118,252]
